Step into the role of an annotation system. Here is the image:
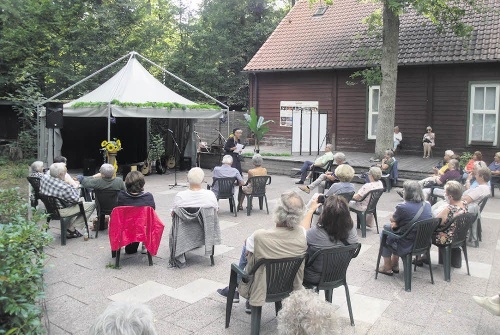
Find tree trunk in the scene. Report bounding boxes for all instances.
[375,1,400,158]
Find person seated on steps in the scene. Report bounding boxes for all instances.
[295,144,334,185]
[374,149,396,175]
[237,154,267,211]
[393,126,402,153]
[298,152,347,194]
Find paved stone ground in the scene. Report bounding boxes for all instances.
[42,168,500,334]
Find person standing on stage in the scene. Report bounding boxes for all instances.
[224,128,244,176]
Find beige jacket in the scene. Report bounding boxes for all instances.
[238,226,307,306]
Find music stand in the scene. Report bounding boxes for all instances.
[167,131,187,189]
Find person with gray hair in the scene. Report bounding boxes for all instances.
[419,150,454,188]
[422,159,461,200]
[349,166,384,228]
[298,151,347,194]
[172,167,218,209]
[88,301,157,335]
[29,161,45,178]
[211,155,244,197]
[375,150,395,175]
[377,181,432,276]
[78,163,125,192]
[217,191,307,314]
[238,154,268,211]
[39,163,96,239]
[295,143,334,185]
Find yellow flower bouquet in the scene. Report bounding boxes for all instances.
[101,138,123,154]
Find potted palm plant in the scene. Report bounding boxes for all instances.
[148,133,166,174]
[242,108,274,153]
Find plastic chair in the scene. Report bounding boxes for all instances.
[337,191,355,202]
[349,188,384,238]
[38,194,90,246]
[309,160,334,183]
[433,213,477,282]
[475,196,489,242]
[93,189,119,238]
[109,206,164,268]
[304,243,361,326]
[381,159,397,193]
[244,176,271,216]
[212,177,237,217]
[27,176,41,208]
[225,256,305,335]
[491,176,500,197]
[375,218,441,291]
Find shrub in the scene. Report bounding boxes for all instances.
[459,151,473,169]
[0,188,52,335]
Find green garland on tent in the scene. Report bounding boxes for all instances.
[71,100,219,110]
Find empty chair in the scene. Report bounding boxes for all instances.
[170,207,221,267]
[304,243,361,326]
[211,177,237,217]
[433,213,477,282]
[108,206,164,268]
[244,176,271,216]
[93,189,119,238]
[349,189,384,238]
[225,256,305,335]
[38,194,90,246]
[375,218,441,291]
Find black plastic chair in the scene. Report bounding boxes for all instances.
[27,176,41,208]
[349,188,384,238]
[93,189,119,238]
[491,176,500,197]
[38,194,90,246]
[304,243,361,326]
[375,218,441,292]
[475,196,489,242]
[212,177,237,217]
[433,213,477,282]
[225,256,305,335]
[380,159,397,193]
[310,160,334,183]
[337,191,355,202]
[244,176,271,216]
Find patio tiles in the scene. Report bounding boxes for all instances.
[108,280,174,303]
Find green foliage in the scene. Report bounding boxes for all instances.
[0,188,52,335]
[241,108,274,150]
[348,67,382,86]
[71,100,219,110]
[148,133,165,161]
[459,151,473,169]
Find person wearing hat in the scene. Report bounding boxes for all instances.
[224,128,244,176]
[422,126,435,158]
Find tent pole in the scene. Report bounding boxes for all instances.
[135,53,229,110]
[107,103,111,142]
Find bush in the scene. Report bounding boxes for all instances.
[0,188,52,335]
[459,151,473,169]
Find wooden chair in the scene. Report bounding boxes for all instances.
[93,189,119,238]
[433,213,477,282]
[225,256,305,335]
[38,194,90,246]
[211,177,237,217]
[375,218,441,291]
[304,243,361,326]
[244,176,271,216]
[109,206,164,268]
[349,188,384,238]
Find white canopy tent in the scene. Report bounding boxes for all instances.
[38,51,228,166]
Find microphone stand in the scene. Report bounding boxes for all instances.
[167,130,187,189]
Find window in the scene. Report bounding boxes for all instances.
[313,6,329,16]
[468,83,500,146]
[367,85,380,140]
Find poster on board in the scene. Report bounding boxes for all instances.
[280,101,319,127]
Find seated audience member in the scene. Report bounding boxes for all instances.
[40,163,96,239]
[489,152,500,176]
[377,181,432,276]
[462,165,491,246]
[49,155,79,188]
[463,151,482,179]
[172,167,218,210]
[211,155,244,197]
[298,152,347,194]
[393,126,402,152]
[216,191,307,314]
[29,161,45,178]
[433,181,468,246]
[117,171,155,254]
[349,167,384,228]
[375,149,395,175]
[78,163,125,191]
[276,289,337,335]
[238,154,267,211]
[301,195,358,285]
[422,126,435,158]
[325,164,356,197]
[295,144,334,185]
[88,301,157,335]
[419,150,454,188]
[473,292,500,316]
[422,159,461,200]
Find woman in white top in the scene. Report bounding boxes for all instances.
[393,126,402,152]
[422,126,435,158]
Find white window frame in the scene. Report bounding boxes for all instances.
[468,83,500,146]
[367,85,380,140]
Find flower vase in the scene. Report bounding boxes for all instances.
[107,152,118,178]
